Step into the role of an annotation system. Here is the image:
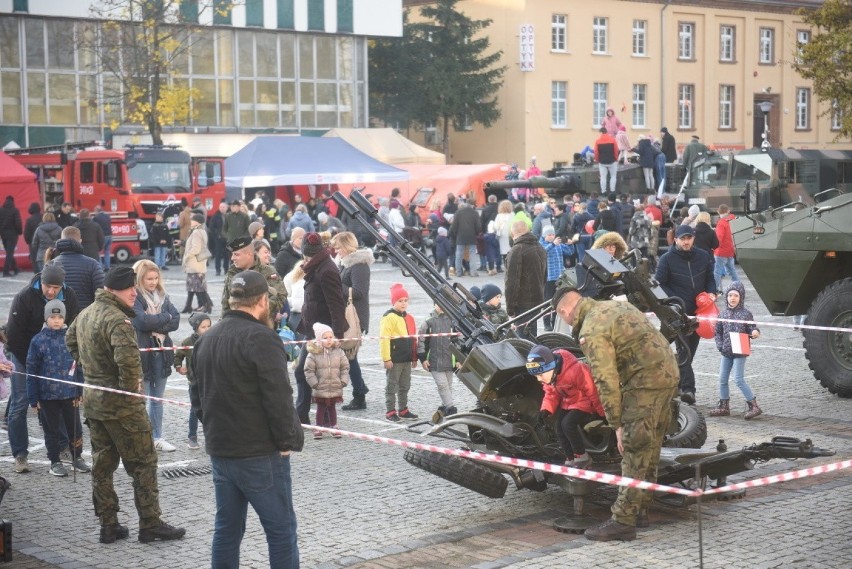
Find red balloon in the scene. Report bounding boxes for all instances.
[695,292,719,339]
[585,219,595,235]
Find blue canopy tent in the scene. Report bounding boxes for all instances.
[224,136,409,189]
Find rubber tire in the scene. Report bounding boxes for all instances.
[803,277,852,398]
[663,403,707,449]
[114,246,131,263]
[535,332,583,358]
[403,449,509,499]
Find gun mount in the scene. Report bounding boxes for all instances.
[332,191,835,525]
[485,175,579,192]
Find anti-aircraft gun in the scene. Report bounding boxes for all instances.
[332,191,835,530]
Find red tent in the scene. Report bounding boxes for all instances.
[0,151,40,271]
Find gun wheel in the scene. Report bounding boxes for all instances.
[663,402,707,449]
[803,277,852,398]
[403,449,508,499]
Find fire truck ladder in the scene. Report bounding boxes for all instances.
[3,140,105,155]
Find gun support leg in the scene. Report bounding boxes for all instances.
[552,478,606,534]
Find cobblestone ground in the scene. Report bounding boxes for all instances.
[0,259,848,568]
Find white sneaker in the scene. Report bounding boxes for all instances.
[154,439,176,452]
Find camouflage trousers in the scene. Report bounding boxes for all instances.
[86,415,161,529]
[611,386,677,526]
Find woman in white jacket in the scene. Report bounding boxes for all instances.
[181,213,212,313]
[493,199,514,259]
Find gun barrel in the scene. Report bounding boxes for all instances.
[485,176,575,191]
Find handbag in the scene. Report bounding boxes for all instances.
[339,289,362,359]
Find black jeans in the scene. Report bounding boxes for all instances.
[39,399,83,464]
[294,347,311,424]
[2,235,17,274]
[555,408,600,457]
[212,237,228,274]
[543,280,558,330]
[677,331,702,395]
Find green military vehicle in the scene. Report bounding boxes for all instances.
[732,183,852,398]
[679,148,852,214]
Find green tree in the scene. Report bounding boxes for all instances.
[794,0,852,140]
[85,0,235,145]
[370,0,505,161]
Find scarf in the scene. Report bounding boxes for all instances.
[140,287,167,345]
[301,247,330,277]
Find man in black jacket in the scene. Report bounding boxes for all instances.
[93,206,113,270]
[207,201,228,276]
[660,127,677,163]
[449,202,481,277]
[274,226,305,278]
[74,208,105,261]
[654,224,716,404]
[0,195,22,276]
[505,220,547,337]
[191,270,303,568]
[52,227,105,310]
[23,202,41,272]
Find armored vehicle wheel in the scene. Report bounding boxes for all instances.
[403,449,508,499]
[803,277,852,398]
[663,403,707,449]
[535,332,583,358]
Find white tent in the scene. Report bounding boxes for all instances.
[323,128,445,165]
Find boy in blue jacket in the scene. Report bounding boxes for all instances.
[26,299,89,477]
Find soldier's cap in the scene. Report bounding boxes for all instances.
[228,235,253,252]
[104,266,136,290]
[526,345,556,376]
[229,270,276,299]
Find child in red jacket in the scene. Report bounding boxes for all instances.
[527,345,605,469]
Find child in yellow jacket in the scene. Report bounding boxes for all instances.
[380,283,418,423]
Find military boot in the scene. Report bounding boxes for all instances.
[100,523,130,544]
[138,522,186,543]
[584,518,637,542]
[709,399,730,417]
[744,398,763,420]
[636,510,649,528]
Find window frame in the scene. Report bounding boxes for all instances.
[678,22,695,61]
[632,19,647,56]
[551,80,567,128]
[759,27,775,65]
[796,29,810,64]
[551,14,567,52]
[678,83,694,129]
[592,17,608,55]
[632,83,646,128]
[593,82,607,126]
[719,84,734,130]
[719,24,735,63]
[795,87,810,130]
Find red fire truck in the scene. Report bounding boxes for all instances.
[7,141,226,263]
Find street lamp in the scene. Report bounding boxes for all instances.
[758,101,773,151]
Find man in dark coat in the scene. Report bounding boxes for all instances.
[207,201,228,276]
[293,232,347,424]
[24,202,41,272]
[654,224,716,404]
[6,262,80,473]
[52,226,105,310]
[479,195,499,230]
[660,127,678,163]
[55,202,76,229]
[73,209,105,261]
[191,270,303,567]
[0,195,23,276]
[93,205,113,270]
[505,220,547,337]
[449,202,481,277]
[274,227,305,278]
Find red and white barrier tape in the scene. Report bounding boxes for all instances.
[700,459,852,496]
[694,315,852,334]
[137,331,464,351]
[16,369,191,407]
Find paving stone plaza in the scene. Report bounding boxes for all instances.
[0,261,849,569]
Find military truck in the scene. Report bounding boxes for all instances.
[732,184,852,398]
[679,148,852,214]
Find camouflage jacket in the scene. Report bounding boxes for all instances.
[572,297,679,429]
[66,289,145,421]
[221,260,287,324]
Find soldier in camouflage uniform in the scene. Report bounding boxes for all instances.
[553,284,679,542]
[66,266,186,545]
[221,235,286,325]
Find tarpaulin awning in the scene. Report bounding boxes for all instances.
[224,136,409,188]
[322,128,446,165]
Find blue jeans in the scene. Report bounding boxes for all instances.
[144,374,168,440]
[714,256,739,292]
[348,355,367,398]
[454,244,477,275]
[154,246,168,269]
[102,235,113,270]
[188,407,198,440]
[718,355,754,402]
[8,354,29,458]
[210,453,299,569]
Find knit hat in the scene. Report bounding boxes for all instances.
[390,283,409,304]
[526,345,556,376]
[469,286,481,301]
[317,212,329,224]
[688,205,701,218]
[44,299,66,322]
[312,322,333,339]
[248,221,264,237]
[675,224,695,238]
[188,312,211,331]
[437,227,448,237]
[104,266,136,290]
[40,262,65,287]
[542,226,555,238]
[480,284,502,304]
[191,213,205,225]
[302,232,324,257]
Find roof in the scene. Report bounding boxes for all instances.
[0,151,38,184]
[322,128,446,165]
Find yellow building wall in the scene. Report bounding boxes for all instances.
[406,0,850,168]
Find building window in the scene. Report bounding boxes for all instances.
[831,99,843,131]
[632,84,646,128]
[179,0,198,23]
[277,0,295,29]
[425,121,443,146]
[552,81,567,127]
[551,15,567,52]
[308,0,325,31]
[12,0,27,12]
[246,0,263,27]
[592,17,607,54]
[593,82,607,126]
[796,29,810,64]
[678,22,694,60]
[632,20,647,56]
[759,27,774,64]
[678,84,694,129]
[796,88,810,130]
[720,25,735,62]
[213,0,232,25]
[719,85,734,129]
[337,0,354,33]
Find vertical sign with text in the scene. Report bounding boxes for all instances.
[520,24,535,72]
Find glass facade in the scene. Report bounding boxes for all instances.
[0,14,368,141]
